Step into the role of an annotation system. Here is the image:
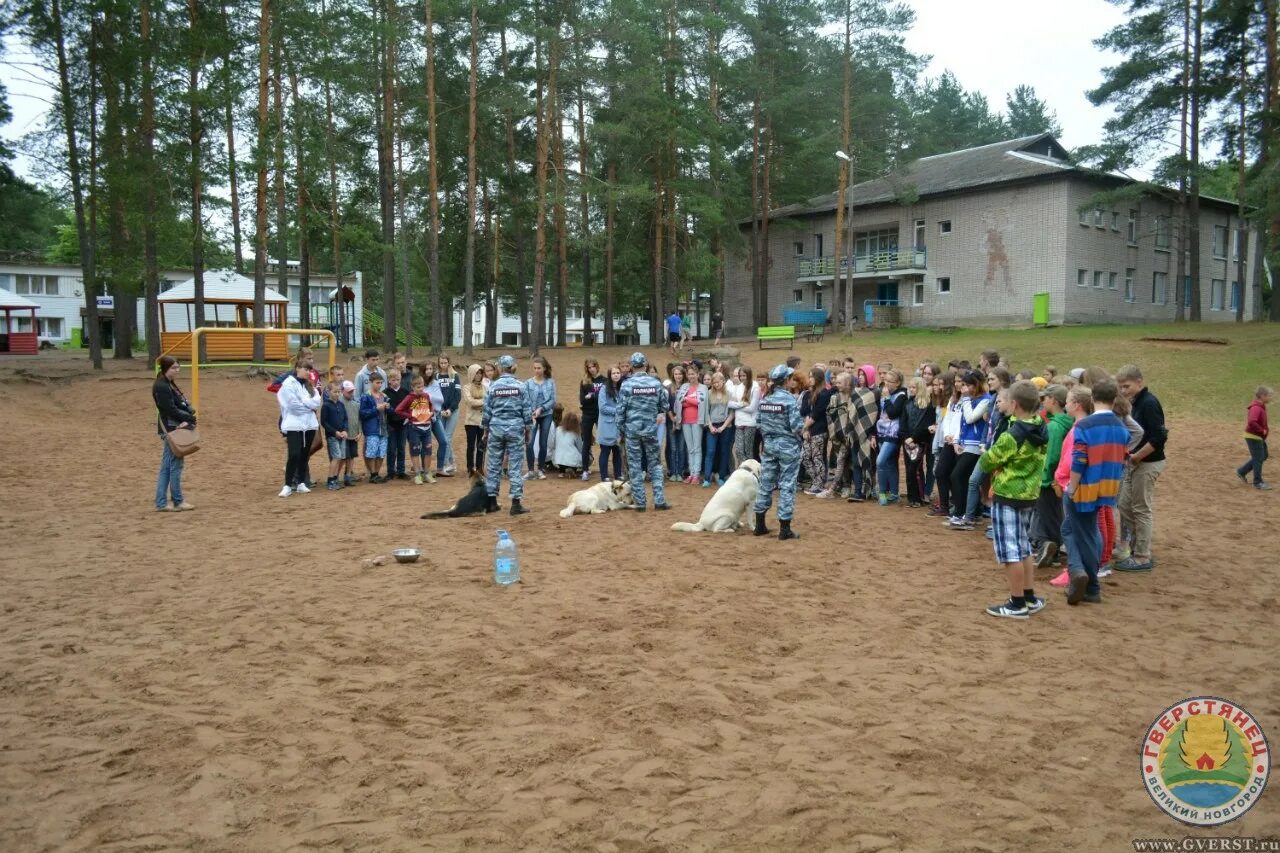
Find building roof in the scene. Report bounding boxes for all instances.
[159,269,288,303]
[0,291,40,310]
[760,133,1243,223]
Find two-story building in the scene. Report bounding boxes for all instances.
[724,133,1263,332]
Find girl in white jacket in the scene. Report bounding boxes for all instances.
[729,365,761,466]
[277,364,323,497]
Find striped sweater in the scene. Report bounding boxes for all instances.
[1069,410,1128,512]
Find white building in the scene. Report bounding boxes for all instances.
[451,302,652,347]
[0,261,364,349]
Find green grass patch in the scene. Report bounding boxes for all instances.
[826,324,1279,422]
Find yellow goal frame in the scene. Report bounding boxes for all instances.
[167,327,337,410]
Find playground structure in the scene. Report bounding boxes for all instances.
[0,291,39,355]
[176,327,337,410]
[159,271,293,361]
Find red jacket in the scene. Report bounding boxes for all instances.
[1246,400,1269,440]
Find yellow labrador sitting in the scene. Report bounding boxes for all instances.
[559,479,635,518]
[670,459,762,533]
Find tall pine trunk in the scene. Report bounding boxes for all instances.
[760,120,773,326]
[393,29,412,354]
[272,27,288,328]
[652,163,663,345]
[462,0,478,355]
[252,0,270,361]
[551,28,569,349]
[378,0,397,351]
[222,2,244,274]
[425,0,442,354]
[141,0,160,363]
[605,162,615,344]
[52,0,102,368]
[836,0,852,331]
[575,51,592,347]
[501,28,528,348]
[749,96,762,328]
[707,3,723,336]
[101,12,132,360]
[1187,0,1203,321]
[484,182,498,347]
[321,0,346,349]
[1236,30,1247,323]
[289,58,310,340]
[1263,0,1278,320]
[190,0,206,361]
[530,26,549,355]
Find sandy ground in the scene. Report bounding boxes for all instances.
[0,342,1277,852]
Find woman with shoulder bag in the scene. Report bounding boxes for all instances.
[277,360,323,497]
[153,355,196,512]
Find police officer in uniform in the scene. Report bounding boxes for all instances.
[753,364,804,540]
[618,352,671,512]
[482,354,533,515]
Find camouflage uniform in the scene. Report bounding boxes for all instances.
[618,355,667,509]
[753,385,804,521]
[483,370,532,499]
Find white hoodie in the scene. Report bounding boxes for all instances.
[277,374,322,432]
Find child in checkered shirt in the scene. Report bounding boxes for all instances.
[979,381,1049,620]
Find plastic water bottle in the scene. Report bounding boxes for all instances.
[494,530,520,585]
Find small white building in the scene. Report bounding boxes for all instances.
[0,261,364,349]
[451,302,652,347]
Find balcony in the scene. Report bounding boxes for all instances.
[797,248,927,280]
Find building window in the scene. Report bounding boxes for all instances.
[815,291,824,309]
[854,228,899,257]
[1124,268,1135,302]
[813,234,823,257]
[1093,271,1104,289]
[914,219,925,249]
[794,241,804,256]
[37,317,65,338]
[1094,208,1105,228]
[1231,281,1240,311]
[0,273,11,291]
[1212,225,1228,259]
[938,220,952,235]
[1108,272,1118,290]
[501,332,519,346]
[792,288,803,303]
[1077,269,1088,287]
[1128,210,1138,244]
[1233,230,1244,260]
[1079,208,1089,226]
[912,283,925,305]
[937,276,951,294]
[1184,276,1192,307]
[1210,279,1225,311]
[1152,271,1168,305]
[14,274,60,295]
[1111,212,1120,231]
[13,316,33,333]
[1155,216,1170,250]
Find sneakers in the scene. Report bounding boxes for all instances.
[847,492,865,503]
[295,482,311,494]
[1257,483,1274,491]
[885,494,900,505]
[343,476,358,487]
[926,504,946,517]
[581,471,591,482]
[654,503,672,511]
[523,471,537,481]
[984,528,994,541]
[327,478,342,491]
[1083,591,1103,604]
[1049,570,1070,587]
[877,493,888,506]
[413,473,424,485]
[949,517,976,531]
[1035,541,1059,569]
[1096,564,1113,579]
[424,471,437,484]
[702,480,714,489]
[1238,471,1250,485]
[536,469,547,480]
[278,486,293,498]
[986,599,1029,619]
[1024,595,1046,614]
[815,489,835,499]
[1113,557,1154,573]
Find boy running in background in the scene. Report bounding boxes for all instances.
[1237,386,1273,490]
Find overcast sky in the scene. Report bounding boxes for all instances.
[1,0,1128,183]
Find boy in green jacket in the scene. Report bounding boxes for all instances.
[980,381,1049,619]
[1033,384,1074,567]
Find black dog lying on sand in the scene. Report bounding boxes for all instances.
[420,475,491,518]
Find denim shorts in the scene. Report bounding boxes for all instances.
[407,427,433,456]
[327,437,349,460]
[991,502,1034,564]
[364,434,387,459]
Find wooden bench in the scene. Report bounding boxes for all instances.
[803,324,825,342]
[757,325,795,349]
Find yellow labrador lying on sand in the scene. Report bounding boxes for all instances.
[559,479,636,518]
[670,459,762,533]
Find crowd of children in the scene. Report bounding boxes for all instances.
[269,343,1275,618]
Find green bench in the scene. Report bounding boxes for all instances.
[757,325,795,349]
[803,324,825,342]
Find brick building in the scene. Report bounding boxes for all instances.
[724,133,1262,332]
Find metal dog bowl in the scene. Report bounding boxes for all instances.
[391,548,421,564]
